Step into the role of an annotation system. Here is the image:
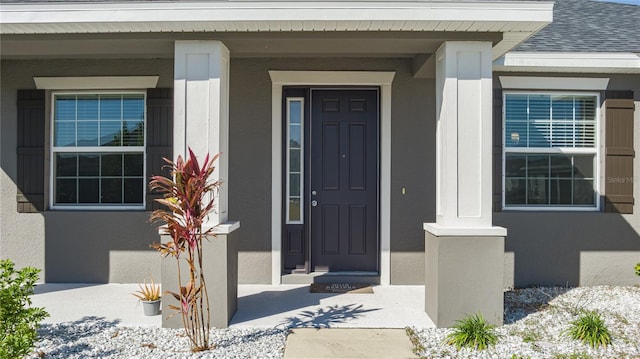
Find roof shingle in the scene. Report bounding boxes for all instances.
[515,0,640,53]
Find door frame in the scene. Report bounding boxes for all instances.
[269,71,395,285]
[282,87,381,274]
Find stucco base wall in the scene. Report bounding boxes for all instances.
[390,252,425,285]
[496,212,640,287]
[44,211,160,283]
[238,251,272,284]
[161,231,239,329]
[425,233,504,328]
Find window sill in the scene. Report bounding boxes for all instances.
[501,206,600,212]
[49,205,146,211]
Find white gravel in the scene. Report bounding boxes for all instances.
[29,321,287,359]
[27,286,640,358]
[410,286,640,359]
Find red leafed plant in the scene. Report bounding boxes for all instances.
[149,148,221,352]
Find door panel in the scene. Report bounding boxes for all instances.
[311,89,379,272]
[322,205,340,254]
[349,123,367,190]
[322,122,340,190]
[349,205,367,254]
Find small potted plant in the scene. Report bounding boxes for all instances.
[132,276,161,316]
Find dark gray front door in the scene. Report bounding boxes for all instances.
[310,89,379,272]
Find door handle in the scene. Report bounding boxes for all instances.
[311,200,318,207]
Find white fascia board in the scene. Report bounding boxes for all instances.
[494,52,640,74]
[34,76,159,90]
[0,1,553,34]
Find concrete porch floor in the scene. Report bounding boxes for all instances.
[32,283,435,329]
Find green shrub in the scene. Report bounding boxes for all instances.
[446,313,499,350]
[565,311,611,348]
[0,259,49,359]
[635,263,640,276]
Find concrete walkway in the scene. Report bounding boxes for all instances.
[33,283,434,329]
[32,283,161,328]
[232,284,433,329]
[32,283,429,358]
[284,328,416,358]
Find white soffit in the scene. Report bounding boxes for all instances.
[0,1,553,35]
[499,76,610,91]
[494,52,640,74]
[34,76,159,89]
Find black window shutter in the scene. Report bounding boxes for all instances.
[604,90,635,214]
[146,88,174,211]
[16,90,45,213]
[493,88,503,212]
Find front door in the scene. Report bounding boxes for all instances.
[310,89,379,272]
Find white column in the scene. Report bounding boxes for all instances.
[424,41,506,327]
[427,41,504,234]
[174,40,230,224]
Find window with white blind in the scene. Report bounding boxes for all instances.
[51,92,146,209]
[503,92,599,209]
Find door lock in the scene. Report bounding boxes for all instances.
[311,200,318,207]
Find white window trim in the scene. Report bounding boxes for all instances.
[502,90,601,211]
[286,97,304,225]
[269,70,395,285]
[34,76,159,90]
[498,76,610,91]
[49,90,147,211]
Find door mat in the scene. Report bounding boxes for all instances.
[309,283,374,294]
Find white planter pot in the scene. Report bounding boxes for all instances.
[142,299,161,316]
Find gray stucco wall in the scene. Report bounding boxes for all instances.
[1,57,433,284]
[0,59,173,282]
[495,72,640,288]
[3,57,637,287]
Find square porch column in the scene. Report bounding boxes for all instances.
[163,40,239,328]
[174,40,230,224]
[424,41,506,328]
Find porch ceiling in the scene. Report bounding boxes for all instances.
[0,1,553,62]
[0,31,503,59]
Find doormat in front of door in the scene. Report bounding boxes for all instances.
[309,283,374,294]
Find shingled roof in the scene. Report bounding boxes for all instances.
[515,0,640,53]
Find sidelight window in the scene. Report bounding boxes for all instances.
[286,98,304,223]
